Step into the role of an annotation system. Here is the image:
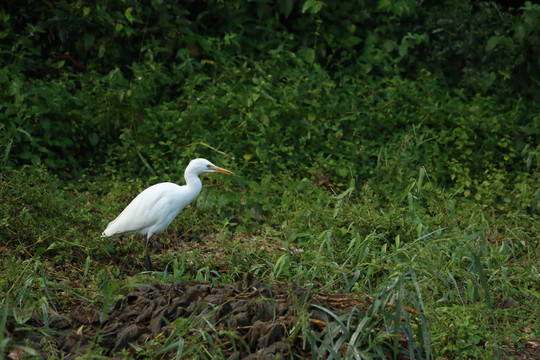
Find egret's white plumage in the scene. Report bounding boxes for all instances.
[102,158,234,271]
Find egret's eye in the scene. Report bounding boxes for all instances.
[206,164,212,168]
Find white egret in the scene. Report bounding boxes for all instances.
[102,158,234,271]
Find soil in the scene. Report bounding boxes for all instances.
[509,339,540,360]
[5,275,538,359]
[4,274,402,359]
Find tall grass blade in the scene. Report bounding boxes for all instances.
[10,345,40,358]
[40,267,57,312]
[136,149,156,176]
[2,139,12,165]
[342,269,361,293]
[532,189,539,213]
[416,227,447,242]
[54,284,94,303]
[0,339,11,359]
[330,178,355,200]
[417,166,426,194]
[200,329,217,354]
[173,257,184,282]
[99,270,113,323]
[0,293,10,353]
[41,302,49,328]
[402,308,419,360]
[411,269,432,360]
[392,276,404,360]
[311,304,349,337]
[82,255,91,281]
[471,240,501,360]
[446,271,465,305]
[175,337,185,360]
[318,324,341,359]
[14,277,34,310]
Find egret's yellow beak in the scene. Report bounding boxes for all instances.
[209,166,234,176]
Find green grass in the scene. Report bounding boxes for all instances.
[1,155,538,358]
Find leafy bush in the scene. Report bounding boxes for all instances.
[5,0,540,180]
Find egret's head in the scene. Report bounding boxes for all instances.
[187,158,234,176]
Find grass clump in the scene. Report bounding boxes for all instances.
[0,166,89,259]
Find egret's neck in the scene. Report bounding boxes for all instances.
[184,170,203,195]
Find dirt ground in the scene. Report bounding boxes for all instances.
[5,275,537,359]
[4,274,395,359]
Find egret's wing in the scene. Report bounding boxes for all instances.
[102,183,182,237]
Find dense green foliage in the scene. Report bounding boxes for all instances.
[2,0,540,177]
[1,0,539,359]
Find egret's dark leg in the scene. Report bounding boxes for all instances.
[144,235,154,272]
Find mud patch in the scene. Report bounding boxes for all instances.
[5,278,412,359]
